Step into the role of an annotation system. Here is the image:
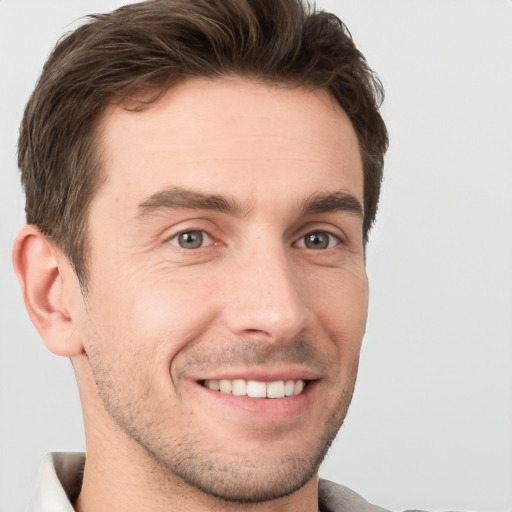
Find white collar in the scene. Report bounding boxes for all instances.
[28,453,84,512]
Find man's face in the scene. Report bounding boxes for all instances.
[76,77,367,502]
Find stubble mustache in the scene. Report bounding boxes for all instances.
[176,336,333,378]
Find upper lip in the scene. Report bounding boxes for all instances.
[190,366,322,383]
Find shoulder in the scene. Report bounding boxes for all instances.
[318,479,391,512]
[318,479,465,512]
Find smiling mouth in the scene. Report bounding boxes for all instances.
[201,379,308,398]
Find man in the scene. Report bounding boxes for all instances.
[12,0,393,510]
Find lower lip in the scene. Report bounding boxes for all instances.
[194,380,318,422]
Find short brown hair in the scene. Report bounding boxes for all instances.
[18,0,388,289]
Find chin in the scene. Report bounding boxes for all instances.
[141,412,345,505]
[162,451,321,504]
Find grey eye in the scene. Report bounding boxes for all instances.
[297,231,338,250]
[169,230,211,249]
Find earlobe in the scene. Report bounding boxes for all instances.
[12,225,84,357]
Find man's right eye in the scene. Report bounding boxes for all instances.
[168,230,213,250]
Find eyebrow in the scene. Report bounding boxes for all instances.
[301,191,364,218]
[134,187,248,220]
[134,187,363,221]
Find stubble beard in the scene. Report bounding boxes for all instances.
[152,381,357,504]
[87,339,358,505]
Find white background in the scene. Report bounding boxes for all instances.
[1,1,510,511]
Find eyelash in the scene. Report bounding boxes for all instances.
[167,230,214,250]
[294,231,341,250]
[167,229,341,251]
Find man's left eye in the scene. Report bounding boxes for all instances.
[295,231,340,250]
[168,230,213,250]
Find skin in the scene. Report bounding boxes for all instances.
[14,77,368,512]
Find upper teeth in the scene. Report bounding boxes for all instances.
[203,379,305,398]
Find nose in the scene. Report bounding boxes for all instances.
[221,242,309,343]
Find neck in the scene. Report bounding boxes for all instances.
[74,445,319,512]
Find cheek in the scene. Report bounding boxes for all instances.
[91,266,222,362]
[305,266,368,350]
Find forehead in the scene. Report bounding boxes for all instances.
[94,77,363,216]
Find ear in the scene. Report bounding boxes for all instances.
[12,225,84,357]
